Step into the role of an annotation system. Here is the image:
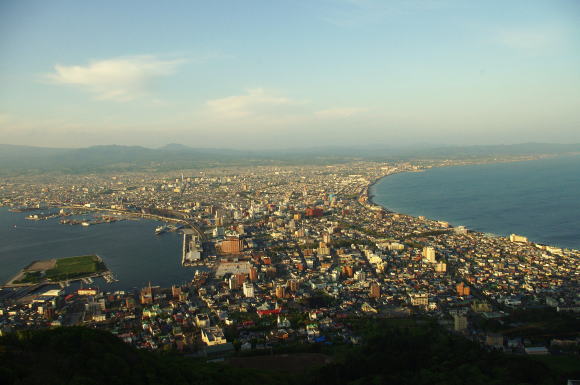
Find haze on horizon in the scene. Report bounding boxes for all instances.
[0,0,579,149]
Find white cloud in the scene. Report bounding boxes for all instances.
[206,88,301,119]
[46,55,184,101]
[315,107,368,119]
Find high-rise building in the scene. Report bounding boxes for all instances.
[422,246,436,263]
[288,279,299,292]
[228,275,239,290]
[354,270,366,281]
[435,262,447,273]
[275,285,285,299]
[235,273,247,287]
[317,241,330,256]
[243,282,254,298]
[249,266,258,281]
[369,281,381,298]
[454,315,468,332]
[171,285,182,299]
[343,265,354,278]
[456,282,471,296]
[140,284,154,305]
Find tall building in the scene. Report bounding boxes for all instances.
[140,284,154,305]
[234,273,247,287]
[249,266,258,281]
[422,246,436,263]
[435,262,447,273]
[228,275,239,290]
[456,282,471,296]
[317,241,330,256]
[369,281,381,298]
[243,281,254,298]
[171,285,182,299]
[354,270,366,281]
[454,314,468,332]
[343,265,354,278]
[275,285,286,299]
[288,279,299,292]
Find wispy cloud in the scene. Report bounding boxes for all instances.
[45,55,184,102]
[206,88,302,119]
[316,107,368,119]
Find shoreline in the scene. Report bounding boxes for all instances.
[365,156,580,252]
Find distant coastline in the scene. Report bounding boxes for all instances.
[366,155,580,251]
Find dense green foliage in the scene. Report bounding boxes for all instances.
[307,319,580,385]
[0,327,291,385]
[475,308,580,343]
[1,321,578,385]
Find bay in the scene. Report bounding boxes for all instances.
[371,155,580,250]
[0,209,197,290]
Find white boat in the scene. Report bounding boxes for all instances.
[155,224,168,235]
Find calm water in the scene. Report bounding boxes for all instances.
[371,155,580,250]
[0,209,197,290]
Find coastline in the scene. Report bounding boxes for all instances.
[365,154,559,208]
[365,156,580,252]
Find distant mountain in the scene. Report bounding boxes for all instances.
[158,143,193,152]
[0,142,578,176]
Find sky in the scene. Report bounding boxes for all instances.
[0,0,579,149]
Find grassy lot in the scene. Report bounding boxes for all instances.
[15,255,106,284]
[45,255,105,281]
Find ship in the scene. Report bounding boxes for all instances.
[155,224,169,235]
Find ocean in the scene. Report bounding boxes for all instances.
[371,155,580,250]
[0,209,197,290]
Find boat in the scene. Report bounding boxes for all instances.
[155,224,168,235]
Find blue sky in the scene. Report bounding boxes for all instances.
[1,0,579,148]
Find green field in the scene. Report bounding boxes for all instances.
[45,255,105,281]
[15,255,107,284]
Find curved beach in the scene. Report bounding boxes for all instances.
[367,156,580,250]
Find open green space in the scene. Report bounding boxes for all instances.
[45,255,106,281]
[15,255,107,284]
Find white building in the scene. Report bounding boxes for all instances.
[509,234,528,243]
[243,281,254,298]
[201,326,227,346]
[423,246,436,263]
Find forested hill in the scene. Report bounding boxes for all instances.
[0,327,289,385]
[1,322,578,385]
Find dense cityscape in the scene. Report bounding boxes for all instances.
[1,158,578,361]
